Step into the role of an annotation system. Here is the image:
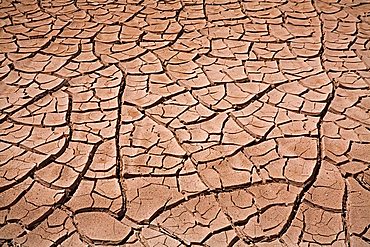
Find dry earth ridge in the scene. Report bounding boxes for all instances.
[0,0,370,246]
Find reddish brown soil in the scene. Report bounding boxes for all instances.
[0,0,370,246]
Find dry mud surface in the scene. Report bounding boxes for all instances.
[0,0,370,246]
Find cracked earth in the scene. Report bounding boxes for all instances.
[0,0,370,246]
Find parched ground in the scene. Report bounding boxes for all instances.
[0,0,370,246]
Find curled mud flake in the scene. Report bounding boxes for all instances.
[74,212,131,244]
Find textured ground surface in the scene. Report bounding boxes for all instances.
[0,0,370,246]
